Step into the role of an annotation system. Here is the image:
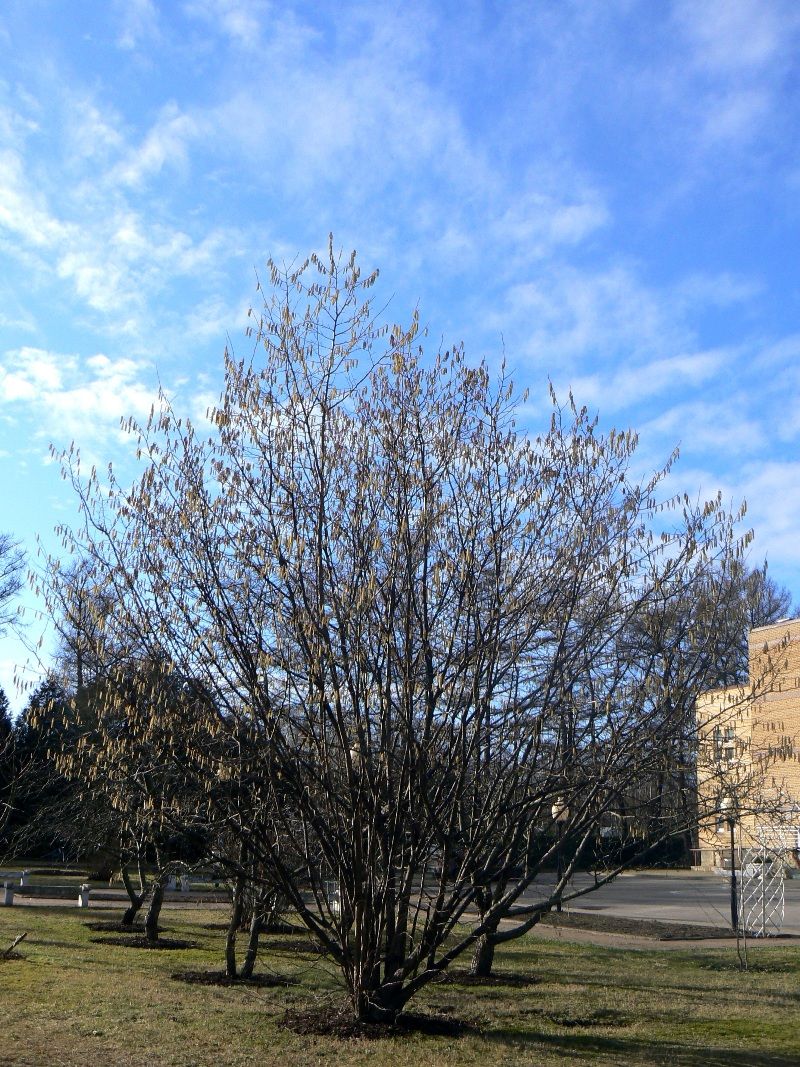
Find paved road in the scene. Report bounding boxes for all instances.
[521,871,800,935]
[6,869,800,937]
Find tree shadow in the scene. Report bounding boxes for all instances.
[485,1029,800,1065]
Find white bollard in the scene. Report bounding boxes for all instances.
[77,884,91,908]
[2,882,14,906]
[19,870,29,887]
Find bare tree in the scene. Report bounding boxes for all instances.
[0,688,15,846]
[52,241,752,1021]
[0,533,24,634]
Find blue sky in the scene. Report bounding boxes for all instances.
[1,0,799,709]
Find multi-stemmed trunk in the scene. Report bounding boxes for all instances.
[468,882,546,979]
[120,865,149,927]
[225,872,273,980]
[145,876,165,944]
[468,912,545,978]
[239,911,265,980]
[225,873,246,978]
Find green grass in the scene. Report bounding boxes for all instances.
[1,904,799,1066]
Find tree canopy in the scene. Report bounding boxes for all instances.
[47,241,764,1020]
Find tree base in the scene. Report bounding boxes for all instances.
[281,1005,469,1039]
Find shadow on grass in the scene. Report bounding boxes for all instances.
[89,935,198,950]
[437,968,540,988]
[83,921,168,935]
[171,968,298,988]
[268,937,330,957]
[281,1003,473,1040]
[27,939,91,950]
[486,1029,800,1066]
[537,963,798,1004]
[694,957,800,975]
[514,1006,632,1029]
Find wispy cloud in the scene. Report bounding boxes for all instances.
[183,0,274,52]
[0,100,241,341]
[643,394,765,457]
[485,263,693,374]
[673,0,793,74]
[111,102,199,188]
[668,0,800,153]
[114,0,162,51]
[568,349,731,414]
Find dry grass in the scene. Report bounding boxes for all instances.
[1,904,799,1066]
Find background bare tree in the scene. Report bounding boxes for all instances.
[51,242,756,1021]
[0,533,24,635]
[0,687,15,846]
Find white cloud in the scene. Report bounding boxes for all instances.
[112,103,199,188]
[115,0,161,51]
[1,346,66,401]
[0,346,157,447]
[674,272,763,308]
[567,349,730,413]
[490,186,609,260]
[673,0,791,74]
[0,307,36,332]
[65,98,125,165]
[0,149,70,248]
[642,394,765,457]
[183,0,273,51]
[701,87,770,145]
[488,263,688,371]
[0,104,242,338]
[666,0,800,153]
[705,460,800,579]
[755,333,800,371]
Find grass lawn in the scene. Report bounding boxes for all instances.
[1,904,799,1066]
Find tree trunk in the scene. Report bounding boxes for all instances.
[352,981,408,1024]
[239,910,263,980]
[470,932,497,977]
[469,886,498,977]
[469,908,545,975]
[120,865,148,927]
[145,879,164,944]
[225,874,245,979]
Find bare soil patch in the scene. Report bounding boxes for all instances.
[281,1004,471,1039]
[539,911,733,940]
[90,935,197,950]
[84,921,166,934]
[264,919,304,935]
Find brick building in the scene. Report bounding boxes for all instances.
[695,618,800,870]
